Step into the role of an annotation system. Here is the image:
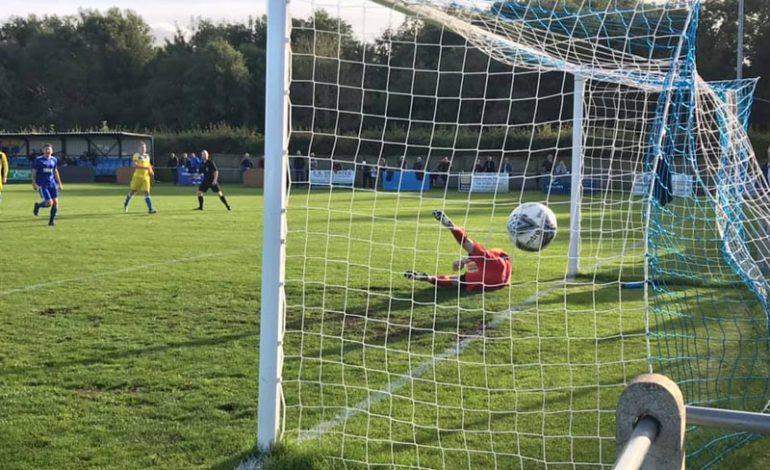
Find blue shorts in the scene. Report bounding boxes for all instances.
[39,184,59,202]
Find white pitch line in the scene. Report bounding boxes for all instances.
[298,281,564,442]
[0,250,243,297]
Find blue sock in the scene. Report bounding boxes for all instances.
[49,207,58,224]
[145,196,154,211]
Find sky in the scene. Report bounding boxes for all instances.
[1,1,404,43]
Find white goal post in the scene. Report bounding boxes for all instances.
[258,0,290,449]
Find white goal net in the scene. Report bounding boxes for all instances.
[263,1,770,468]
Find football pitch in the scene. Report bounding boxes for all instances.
[0,184,767,469]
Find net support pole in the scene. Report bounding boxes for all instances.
[615,374,685,470]
[568,75,585,278]
[737,0,744,79]
[612,416,660,470]
[258,0,289,450]
[686,406,770,435]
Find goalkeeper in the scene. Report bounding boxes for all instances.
[405,210,512,292]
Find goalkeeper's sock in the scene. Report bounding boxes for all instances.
[450,227,468,246]
[219,195,230,210]
[198,196,204,209]
[49,206,58,225]
[431,276,458,288]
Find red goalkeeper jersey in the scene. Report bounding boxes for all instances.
[462,244,512,292]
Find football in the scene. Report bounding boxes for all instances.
[506,202,558,252]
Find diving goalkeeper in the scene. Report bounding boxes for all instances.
[404,210,512,292]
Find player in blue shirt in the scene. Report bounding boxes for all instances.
[31,143,64,226]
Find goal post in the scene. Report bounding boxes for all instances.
[258,0,290,450]
[568,74,585,278]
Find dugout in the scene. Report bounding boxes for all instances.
[0,132,154,183]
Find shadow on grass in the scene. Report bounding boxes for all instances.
[0,331,255,378]
[213,443,329,470]
[210,445,256,470]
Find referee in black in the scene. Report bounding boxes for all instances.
[195,150,231,211]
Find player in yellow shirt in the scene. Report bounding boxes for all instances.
[0,151,8,202]
[123,142,157,213]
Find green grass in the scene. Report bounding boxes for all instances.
[0,184,768,469]
[0,184,261,469]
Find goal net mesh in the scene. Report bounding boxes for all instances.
[277,1,770,467]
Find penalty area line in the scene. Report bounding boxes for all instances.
[0,250,244,297]
[297,281,565,442]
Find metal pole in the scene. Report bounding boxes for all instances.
[568,75,585,278]
[686,406,770,436]
[258,0,289,450]
[612,417,661,470]
[737,0,744,79]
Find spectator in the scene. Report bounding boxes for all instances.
[332,160,343,172]
[377,157,388,187]
[185,153,195,172]
[473,159,484,173]
[541,154,554,176]
[539,154,554,187]
[432,156,451,188]
[554,161,568,175]
[189,152,202,173]
[310,153,318,170]
[501,158,513,174]
[481,156,496,173]
[168,153,179,184]
[292,150,306,185]
[361,160,374,189]
[413,157,425,181]
[240,153,254,172]
[180,153,189,172]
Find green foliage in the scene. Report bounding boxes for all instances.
[1,3,770,133]
[153,125,264,156]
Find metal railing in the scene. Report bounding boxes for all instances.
[614,374,770,470]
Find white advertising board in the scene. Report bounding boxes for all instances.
[310,170,355,187]
[458,173,510,193]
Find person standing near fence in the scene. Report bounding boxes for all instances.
[293,150,306,185]
[0,150,7,204]
[195,150,231,211]
[501,158,512,174]
[180,153,189,173]
[361,160,374,189]
[240,153,254,172]
[167,153,179,185]
[540,154,554,187]
[482,156,496,173]
[434,157,451,188]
